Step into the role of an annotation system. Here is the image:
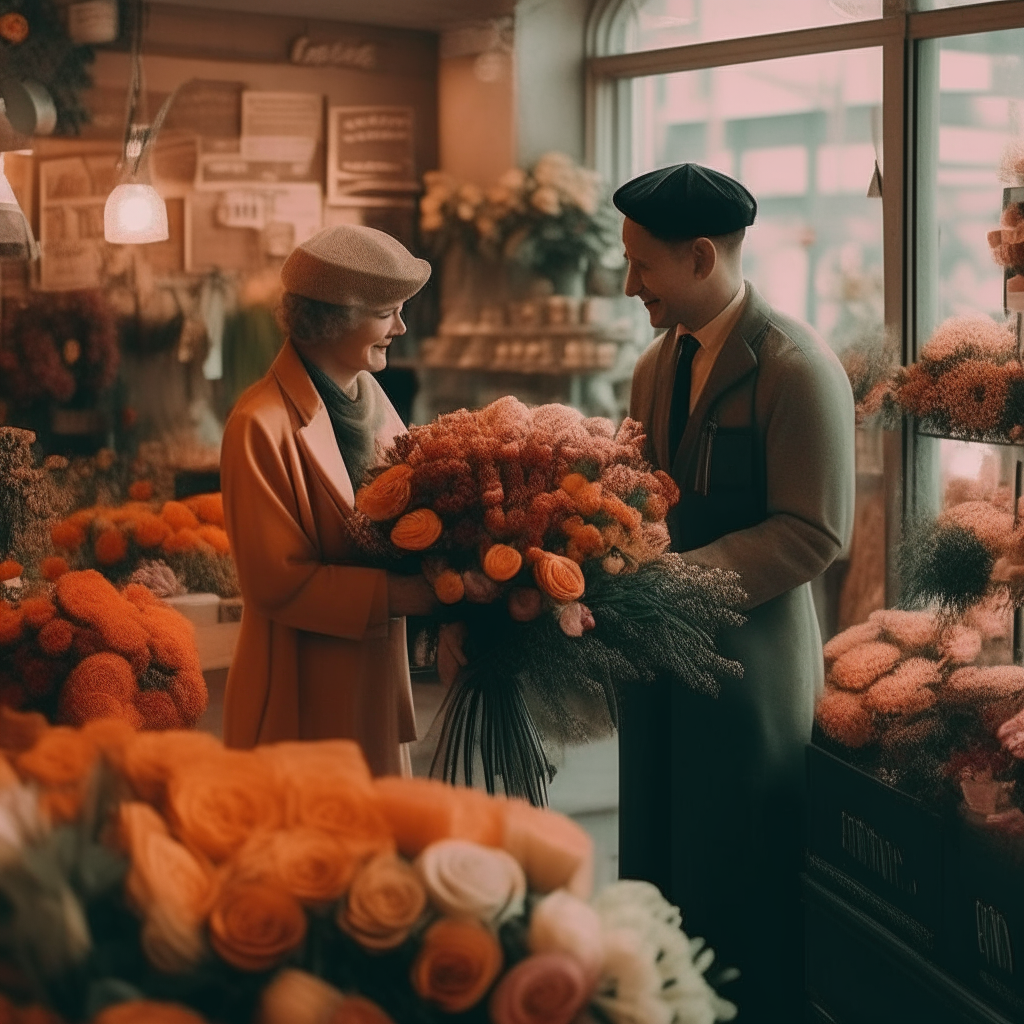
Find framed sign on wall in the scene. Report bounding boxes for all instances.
[326,105,418,209]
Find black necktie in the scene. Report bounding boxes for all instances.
[668,333,701,459]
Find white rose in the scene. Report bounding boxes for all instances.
[592,926,671,1024]
[593,880,682,932]
[528,889,605,984]
[416,838,526,923]
[141,903,206,974]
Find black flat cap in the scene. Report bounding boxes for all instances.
[613,163,757,241]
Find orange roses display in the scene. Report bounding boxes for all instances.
[390,509,444,552]
[338,853,427,951]
[355,464,414,521]
[209,881,307,972]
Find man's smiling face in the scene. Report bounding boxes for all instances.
[622,217,699,330]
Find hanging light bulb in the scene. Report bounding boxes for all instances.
[0,152,37,260]
[104,180,168,243]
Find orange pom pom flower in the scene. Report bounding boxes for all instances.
[483,544,523,583]
[391,509,443,551]
[41,556,70,581]
[0,560,22,582]
[128,480,154,502]
[433,570,465,605]
[95,528,129,566]
[528,550,585,603]
[357,465,415,521]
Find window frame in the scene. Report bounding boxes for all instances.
[586,0,1024,601]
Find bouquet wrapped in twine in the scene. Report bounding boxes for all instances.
[352,398,746,804]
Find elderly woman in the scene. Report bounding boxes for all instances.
[220,225,446,776]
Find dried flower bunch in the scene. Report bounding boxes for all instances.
[888,314,1024,441]
[353,397,746,803]
[419,153,618,285]
[816,604,1024,804]
[0,291,119,408]
[0,568,206,732]
[838,332,898,426]
[0,720,736,1024]
[49,493,239,599]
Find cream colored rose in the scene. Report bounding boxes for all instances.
[257,968,344,1024]
[141,903,207,975]
[528,889,604,984]
[416,838,526,924]
[530,185,561,217]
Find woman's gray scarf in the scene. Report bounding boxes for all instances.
[299,356,388,490]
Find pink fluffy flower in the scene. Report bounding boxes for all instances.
[937,501,1014,555]
[943,665,1024,705]
[863,658,941,716]
[997,707,1024,758]
[869,609,938,652]
[816,688,875,748]
[823,621,881,664]
[829,642,902,692]
[938,625,983,665]
[920,314,1015,363]
[557,603,595,638]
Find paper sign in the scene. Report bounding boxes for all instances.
[240,91,322,165]
[327,105,417,207]
[217,190,267,230]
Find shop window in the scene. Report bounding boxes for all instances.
[629,47,884,353]
[624,0,883,52]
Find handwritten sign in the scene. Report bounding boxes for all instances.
[327,105,417,209]
[290,36,377,71]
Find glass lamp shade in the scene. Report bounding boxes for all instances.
[0,154,36,260]
[103,182,168,244]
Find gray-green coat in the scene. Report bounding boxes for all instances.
[620,282,856,1022]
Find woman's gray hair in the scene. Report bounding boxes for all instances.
[277,292,365,344]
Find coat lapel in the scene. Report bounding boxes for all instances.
[670,282,771,480]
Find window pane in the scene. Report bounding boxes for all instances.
[912,0,1009,9]
[629,48,884,353]
[914,28,1024,343]
[626,0,882,52]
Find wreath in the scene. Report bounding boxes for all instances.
[0,290,119,406]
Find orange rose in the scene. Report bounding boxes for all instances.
[502,800,594,899]
[433,570,465,605]
[483,544,523,583]
[161,501,200,531]
[15,726,97,787]
[257,969,345,1024]
[57,653,138,727]
[161,528,206,555]
[40,556,70,581]
[232,828,363,906]
[209,880,307,972]
[167,751,283,862]
[81,716,137,771]
[332,997,396,1024]
[95,528,129,566]
[0,560,22,582]
[91,1000,207,1023]
[0,12,30,44]
[390,509,443,552]
[121,730,222,803]
[411,918,504,1013]
[258,739,373,788]
[528,550,585,603]
[356,465,414,521]
[282,775,392,858]
[338,853,427,951]
[134,690,183,730]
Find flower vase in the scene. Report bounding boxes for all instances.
[440,246,505,326]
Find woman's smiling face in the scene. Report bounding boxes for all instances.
[333,305,407,375]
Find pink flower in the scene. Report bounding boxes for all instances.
[937,501,1014,555]
[998,707,1024,758]
[863,658,941,716]
[489,952,590,1024]
[816,688,874,748]
[557,603,595,638]
[828,642,901,692]
[869,609,938,652]
[823,621,881,664]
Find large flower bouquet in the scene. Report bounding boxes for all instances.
[48,494,239,600]
[0,718,737,1024]
[0,567,206,731]
[352,398,746,803]
[816,604,1024,819]
[888,314,1024,442]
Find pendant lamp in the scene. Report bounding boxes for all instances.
[103,1,178,245]
[0,153,37,261]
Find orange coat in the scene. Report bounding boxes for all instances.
[219,339,416,776]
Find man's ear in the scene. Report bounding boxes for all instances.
[691,237,717,280]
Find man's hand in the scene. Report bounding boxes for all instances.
[437,621,468,689]
[387,573,438,618]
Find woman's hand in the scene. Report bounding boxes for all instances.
[387,573,438,618]
[437,621,468,689]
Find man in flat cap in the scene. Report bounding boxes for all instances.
[220,224,464,777]
[615,164,855,1022]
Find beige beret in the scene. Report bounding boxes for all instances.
[281,224,431,308]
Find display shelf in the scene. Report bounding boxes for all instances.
[412,332,622,375]
[914,422,1024,449]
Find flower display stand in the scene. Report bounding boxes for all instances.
[804,744,1016,1023]
[163,593,241,672]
